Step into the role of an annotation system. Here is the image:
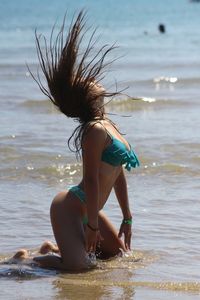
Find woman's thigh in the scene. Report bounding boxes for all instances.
[50,190,88,269]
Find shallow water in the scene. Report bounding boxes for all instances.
[1,0,200,299]
[1,250,199,299]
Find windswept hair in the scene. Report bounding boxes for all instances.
[30,10,120,157]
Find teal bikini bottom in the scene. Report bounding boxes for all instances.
[68,185,88,225]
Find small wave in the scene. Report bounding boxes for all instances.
[20,99,57,114]
[18,95,195,116]
[20,95,191,116]
[153,76,178,84]
[107,97,191,113]
[0,141,81,183]
[0,162,82,184]
[140,161,200,177]
[123,76,200,97]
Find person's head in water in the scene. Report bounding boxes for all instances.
[158,24,166,33]
[30,11,119,156]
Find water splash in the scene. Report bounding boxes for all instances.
[0,263,57,280]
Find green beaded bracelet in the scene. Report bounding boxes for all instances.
[122,218,132,225]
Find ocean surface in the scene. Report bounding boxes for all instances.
[1,0,200,299]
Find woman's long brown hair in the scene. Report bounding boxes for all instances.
[29,10,120,157]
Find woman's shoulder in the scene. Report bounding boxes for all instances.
[82,120,107,146]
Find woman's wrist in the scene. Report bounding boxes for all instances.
[87,223,99,231]
[122,213,132,225]
[122,218,132,225]
[87,217,98,228]
[123,211,132,220]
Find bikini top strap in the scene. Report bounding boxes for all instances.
[99,122,113,142]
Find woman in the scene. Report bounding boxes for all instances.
[29,11,139,271]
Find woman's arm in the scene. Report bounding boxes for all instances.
[82,123,106,251]
[114,168,132,250]
[114,168,132,219]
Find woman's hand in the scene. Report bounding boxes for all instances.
[118,223,132,250]
[85,225,103,253]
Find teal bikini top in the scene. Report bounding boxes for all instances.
[101,132,140,171]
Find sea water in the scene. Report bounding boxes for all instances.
[0,0,200,299]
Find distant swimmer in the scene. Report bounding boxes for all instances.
[158,24,166,33]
